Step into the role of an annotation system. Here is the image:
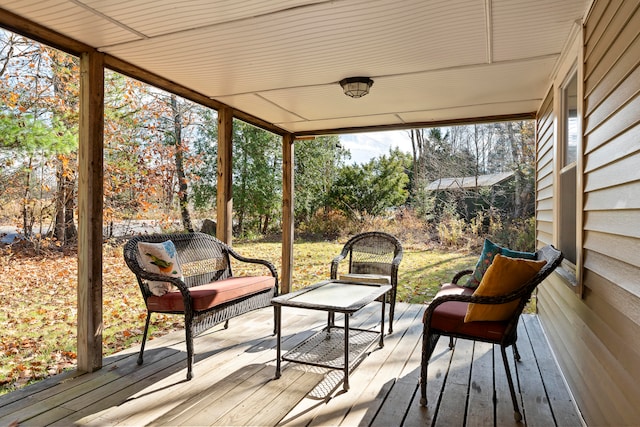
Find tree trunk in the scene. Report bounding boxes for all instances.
[171,94,193,232]
[506,122,523,218]
[53,156,77,244]
[64,171,77,242]
[50,53,79,245]
[54,160,65,241]
[22,157,33,238]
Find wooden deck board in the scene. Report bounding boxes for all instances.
[303,304,409,426]
[401,335,452,426]
[279,302,397,427]
[466,341,495,427]
[516,318,556,427]
[494,344,520,426]
[0,304,583,427]
[339,304,424,427]
[434,337,474,427]
[83,308,327,427]
[522,316,583,427]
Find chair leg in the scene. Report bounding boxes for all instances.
[388,296,395,334]
[185,316,194,381]
[420,330,441,406]
[513,342,521,361]
[273,305,278,335]
[500,345,522,422]
[449,336,455,349]
[137,312,152,366]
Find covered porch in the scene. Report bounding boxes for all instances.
[0,303,581,426]
[4,0,640,424]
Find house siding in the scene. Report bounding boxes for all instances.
[536,0,640,425]
[536,89,554,247]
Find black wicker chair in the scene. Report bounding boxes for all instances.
[419,244,562,422]
[123,232,278,380]
[330,231,403,333]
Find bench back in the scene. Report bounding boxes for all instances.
[124,232,234,295]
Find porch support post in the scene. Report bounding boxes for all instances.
[77,50,104,373]
[281,133,295,294]
[217,106,233,244]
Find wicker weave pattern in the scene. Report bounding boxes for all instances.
[330,232,403,333]
[123,232,278,380]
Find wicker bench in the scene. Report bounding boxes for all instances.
[123,232,278,380]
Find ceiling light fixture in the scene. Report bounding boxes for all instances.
[339,77,374,98]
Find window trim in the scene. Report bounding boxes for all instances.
[552,31,584,297]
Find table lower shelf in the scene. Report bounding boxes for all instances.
[282,326,380,371]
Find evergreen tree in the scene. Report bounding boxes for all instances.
[294,135,349,226]
[328,148,409,220]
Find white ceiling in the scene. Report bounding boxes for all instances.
[0,0,589,135]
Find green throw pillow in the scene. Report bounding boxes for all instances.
[464,239,501,288]
[501,247,536,260]
[464,239,537,288]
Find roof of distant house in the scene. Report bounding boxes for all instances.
[426,171,515,191]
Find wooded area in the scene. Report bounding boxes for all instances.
[0,30,536,246]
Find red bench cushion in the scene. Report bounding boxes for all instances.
[429,283,508,342]
[147,276,275,312]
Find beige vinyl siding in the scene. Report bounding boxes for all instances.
[536,89,554,247]
[536,0,640,425]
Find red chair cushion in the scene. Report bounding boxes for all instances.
[428,283,508,342]
[147,276,276,312]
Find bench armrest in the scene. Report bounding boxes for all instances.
[227,246,279,292]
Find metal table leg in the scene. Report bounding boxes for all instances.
[343,313,350,391]
[275,305,281,379]
[380,298,385,347]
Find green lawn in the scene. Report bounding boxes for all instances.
[233,240,478,303]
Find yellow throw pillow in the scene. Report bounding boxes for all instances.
[464,254,547,322]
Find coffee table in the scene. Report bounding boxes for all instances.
[271,279,391,391]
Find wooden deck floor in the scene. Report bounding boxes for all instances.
[0,302,583,426]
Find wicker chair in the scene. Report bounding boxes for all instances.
[123,232,278,380]
[330,231,403,333]
[419,244,562,422]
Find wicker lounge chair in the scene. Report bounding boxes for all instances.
[330,231,403,333]
[419,244,563,422]
[123,232,278,380]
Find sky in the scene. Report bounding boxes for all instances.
[339,130,413,164]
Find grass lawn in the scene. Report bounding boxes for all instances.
[0,239,476,395]
[233,241,477,303]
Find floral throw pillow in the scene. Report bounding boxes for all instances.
[464,239,501,288]
[137,240,183,296]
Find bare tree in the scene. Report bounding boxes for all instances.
[170,94,193,232]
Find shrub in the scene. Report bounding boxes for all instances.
[486,216,535,252]
[297,209,349,240]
